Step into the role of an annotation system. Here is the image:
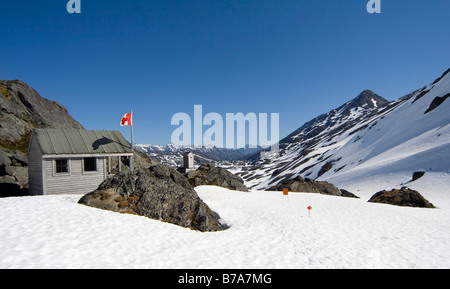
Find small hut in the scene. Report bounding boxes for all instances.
[181,151,195,173]
[27,128,133,195]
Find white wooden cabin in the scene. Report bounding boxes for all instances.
[28,129,134,195]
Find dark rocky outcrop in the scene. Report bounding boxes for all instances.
[267,175,358,198]
[424,93,450,114]
[340,189,359,198]
[78,165,226,232]
[0,148,28,195]
[412,171,426,182]
[1,80,84,196]
[368,187,435,208]
[182,164,249,192]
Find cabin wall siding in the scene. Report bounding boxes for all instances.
[43,157,107,195]
[28,135,44,195]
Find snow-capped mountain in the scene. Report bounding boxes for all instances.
[135,143,260,167]
[239,68,450,196]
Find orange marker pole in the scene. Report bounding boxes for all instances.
[283,188,289,204]
[307,206,312,218]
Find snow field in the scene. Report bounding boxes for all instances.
[1,185,449,269]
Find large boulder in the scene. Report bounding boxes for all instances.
[267,175,358,198]
[183,164,249,192]
[368,187,435,208]
[0,149,29,196]
[78,165,226,232]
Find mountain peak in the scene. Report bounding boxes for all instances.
[347,89,389,110]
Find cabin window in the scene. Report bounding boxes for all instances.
[84,157,97,172]
[55,159,69,174]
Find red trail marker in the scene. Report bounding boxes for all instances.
[307,206,312,217]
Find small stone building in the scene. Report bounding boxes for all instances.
[183,151,195,170]
[178,151,195,173]
[28,128,133,195]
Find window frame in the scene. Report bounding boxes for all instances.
[53,159,70,176]
[83,157,98,173]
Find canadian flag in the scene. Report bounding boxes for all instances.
[120,112,132,126]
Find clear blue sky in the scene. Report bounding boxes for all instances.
[1,0,449,146]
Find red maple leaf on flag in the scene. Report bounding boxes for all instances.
[120,112,132,126]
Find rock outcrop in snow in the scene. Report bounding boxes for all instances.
[78,165,226,232]
[267,175,358,198]
[368,187,435,208]
[182,164,249,192]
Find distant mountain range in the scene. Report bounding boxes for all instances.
[135,143,261,166]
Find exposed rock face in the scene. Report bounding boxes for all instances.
[78,165,226,232]
[183,164,249,192]
[340,189,359,198]
[0,80,84,196]
[0,80,83,147]
[412,171,426,182]
[368,187,435,208]
[0,149,28,196]
[267,175,358,198]
[424,93,450,114]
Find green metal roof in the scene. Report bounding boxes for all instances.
[32,129,133,155]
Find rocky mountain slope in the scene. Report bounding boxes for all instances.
[322,68,450,198]
[237,68,450,195]
[0,80,83,195]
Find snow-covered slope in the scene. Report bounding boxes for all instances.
[322,69,450,199]
[239,68,450,200]
[1,186,449,269]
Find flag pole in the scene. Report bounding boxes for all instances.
[130,110,134,173]
[130,110,134,152]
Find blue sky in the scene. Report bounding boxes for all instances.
[1,0,449,146]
